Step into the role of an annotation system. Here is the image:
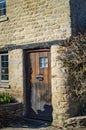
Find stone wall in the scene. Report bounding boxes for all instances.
[9,49,24,102]
[0,0,71,47]
[0,0,85,127]
[51,45,70,126]
[0,49,24,103]
[51,44,81,126]
[51,40,86,127]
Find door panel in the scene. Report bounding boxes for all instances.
[27,50,52,121]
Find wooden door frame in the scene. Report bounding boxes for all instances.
[26,48,50,53]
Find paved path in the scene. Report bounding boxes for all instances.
[0,118,60,130]
[0,118,86,130]
[0,126,64,130]
[1,127,86,130]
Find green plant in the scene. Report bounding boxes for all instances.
[0,93,16,105]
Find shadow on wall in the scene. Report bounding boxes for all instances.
[70,0,86,35]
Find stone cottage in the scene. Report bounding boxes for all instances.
[0,0,86,127]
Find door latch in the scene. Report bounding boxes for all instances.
[36,74,44,81]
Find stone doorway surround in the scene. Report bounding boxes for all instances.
[51,45,69,126]
[2,44,79,127]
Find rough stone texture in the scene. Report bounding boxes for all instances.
[0,0,71,47]
[51,45,70,126]
[0,103,23,127]
[51,43,86,127]
[0,0,72,126]
[64,116,86,128]
[0,0,85,128]
[0,49,24,103]
[9,49,24,102]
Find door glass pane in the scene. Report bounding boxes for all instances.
[39,57,48,68]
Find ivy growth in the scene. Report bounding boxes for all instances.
[59,33,86,115]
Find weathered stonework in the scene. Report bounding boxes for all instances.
[51,45,70,126]
[51,41,86,127]
[9,49,24,102]
[51,44,86,127]
[0,0,72,126]
[0,0,86,128]
[0,49,24,103]
[0,0,71,47]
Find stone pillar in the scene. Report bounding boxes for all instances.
[9,49,24,102]
[51,45,70,126]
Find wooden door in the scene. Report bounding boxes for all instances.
[27,49,52,121]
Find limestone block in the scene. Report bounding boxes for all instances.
[0,0,71,46]
[51,45,70,126]
[9,49,24,102]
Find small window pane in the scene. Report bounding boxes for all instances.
[0,0,5,2]
[2,1,6,7]
[39,57,48,68]
[1,8,6,15]
[0,54,8,81]
[1,55,8,61]
[1,62,8,67]
[41,58,44,63]
[45,58,48,62]
[0,0,6,16]
[1,74,8,80]
[0,4,2,8]
[1,68,8,74]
